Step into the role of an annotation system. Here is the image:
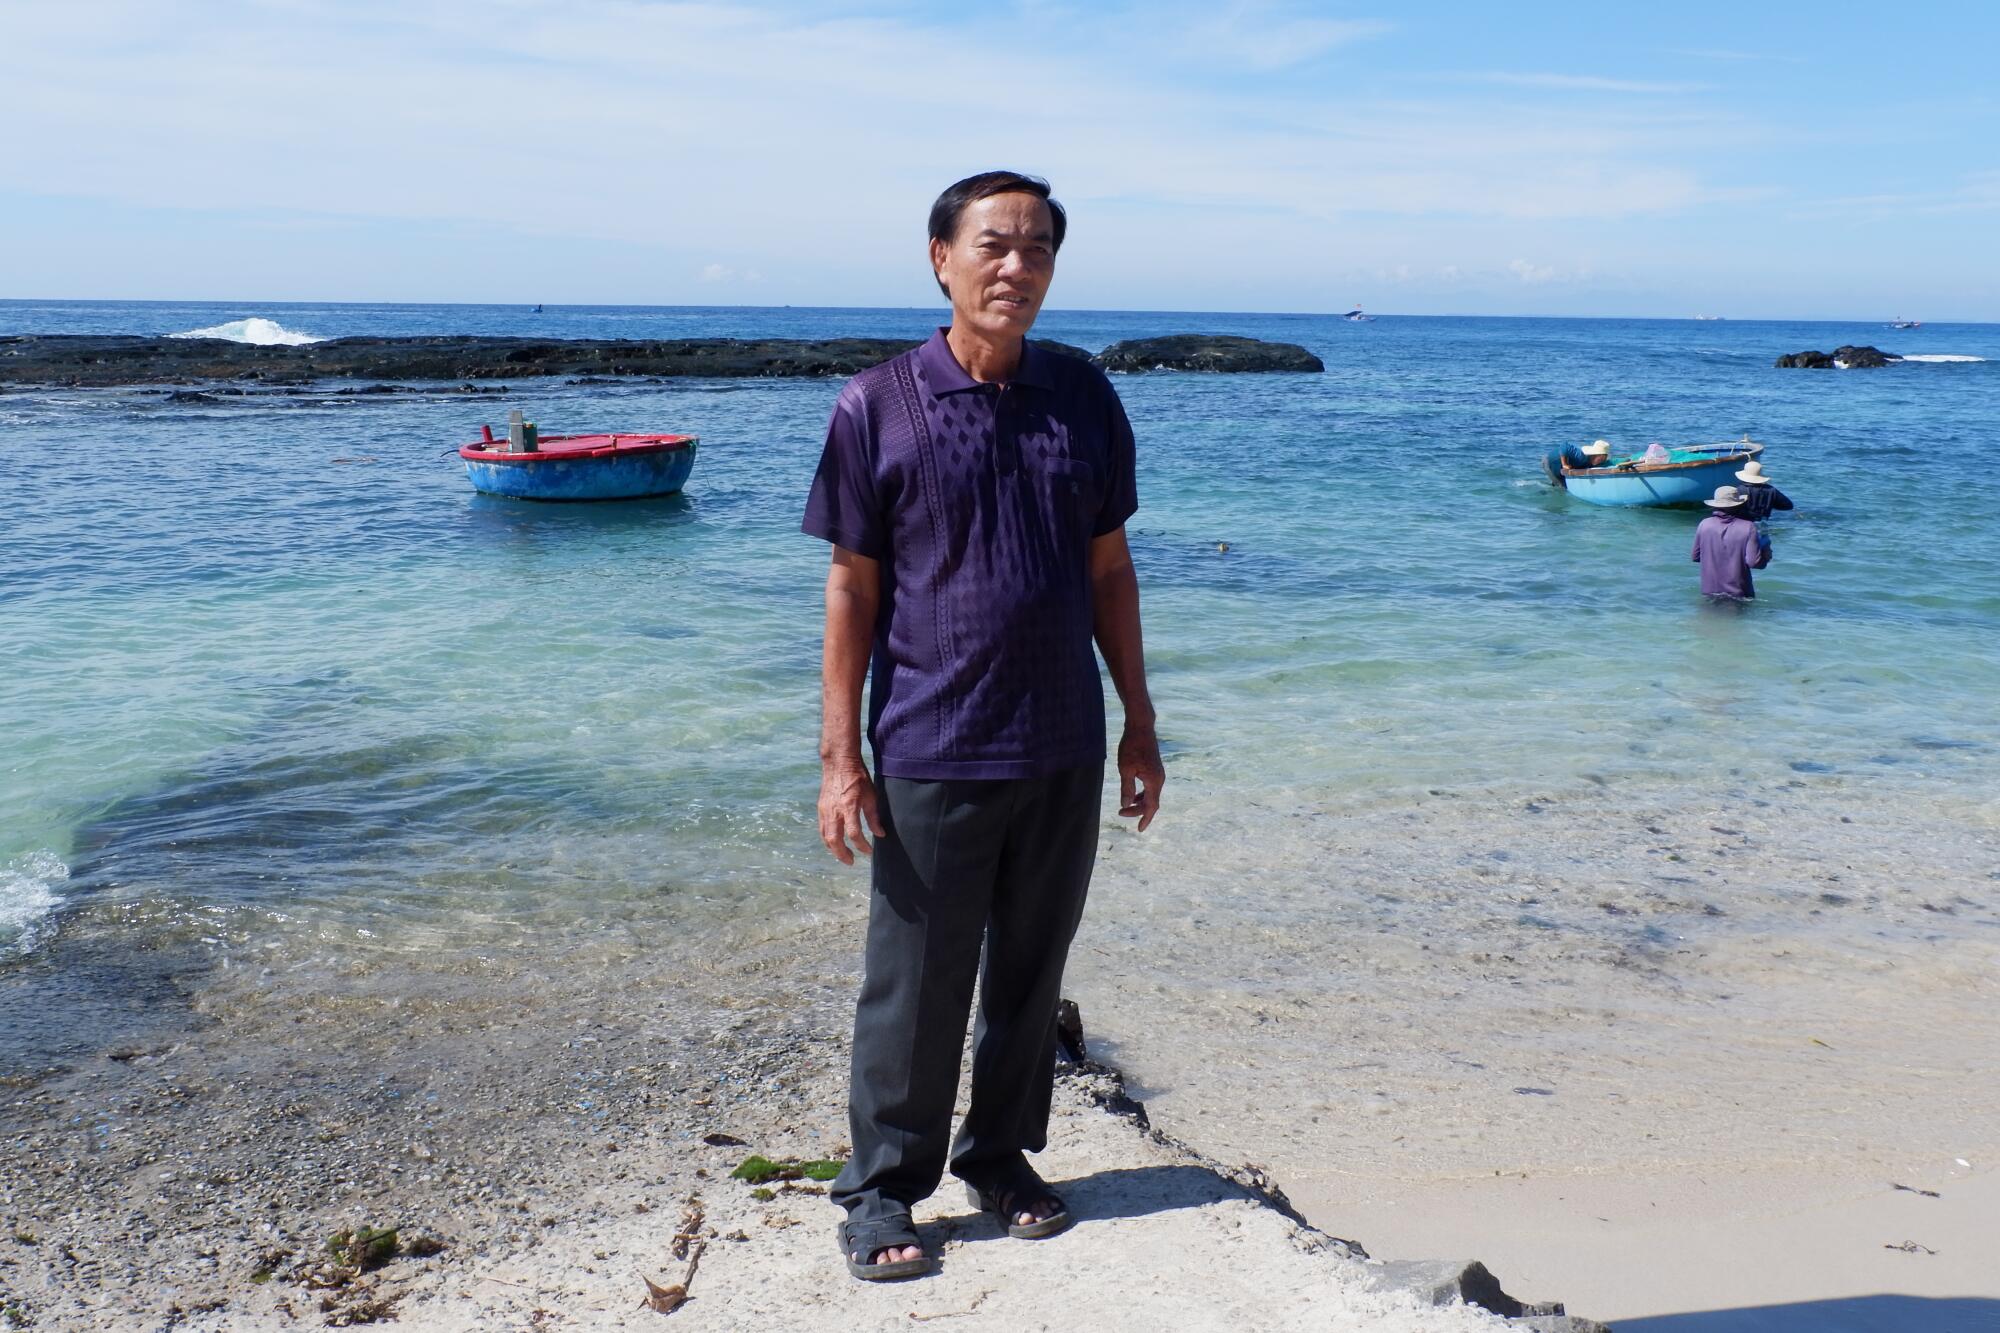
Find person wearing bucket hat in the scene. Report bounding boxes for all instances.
[1733,459,1790,568]
[1692,486,1764,599]
[1734,459,1793,522]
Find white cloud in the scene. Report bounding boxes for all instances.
[0,1,1763,304]
[1665,48,1804,65]
[1509,259,1557,284]
[1808,171,2000,218]
[1471,72,1710,94]
[1172,5,1390,72]
[0,4,1720,232]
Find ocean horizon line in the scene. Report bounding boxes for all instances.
[2,296,1994,330]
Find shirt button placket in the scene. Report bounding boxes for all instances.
[993,384,1017,476]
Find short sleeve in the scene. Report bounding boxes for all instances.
[801,386,887,557]
[1093,385,1138,537]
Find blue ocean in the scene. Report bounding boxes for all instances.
[3,299,1997,1068]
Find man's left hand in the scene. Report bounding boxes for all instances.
[1117,723,1165,831]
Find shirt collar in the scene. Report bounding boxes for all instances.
[918,327,1055,395]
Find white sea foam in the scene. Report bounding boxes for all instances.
[0,850,67,957]
[168,317,326,346]
[1899,353,1987,363]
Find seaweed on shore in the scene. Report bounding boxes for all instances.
[326,1227,399,1273]
[728,1154,844,1185]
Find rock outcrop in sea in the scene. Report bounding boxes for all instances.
[1094,334,1326,373]
[1775,345,1899,368]
[0,333,1321,387]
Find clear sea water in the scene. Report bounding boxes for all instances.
[3,299,1997,1053]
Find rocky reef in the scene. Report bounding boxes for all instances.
[1094,333,1325,373]
[0,332,1321,387]
[1775,344,1899,369]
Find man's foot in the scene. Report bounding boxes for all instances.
[1013,1203,1059,1228]
[838,1214,935,1282]
[962,1163,1073,1240]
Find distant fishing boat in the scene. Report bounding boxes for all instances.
[1340,307,1374,322]
[460,422,697,501]
[1692,314,1724,321]
[1543,437,1764,508]
[532,303,545,314]
[1889,318,1921,329]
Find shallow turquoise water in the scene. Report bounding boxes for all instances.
[2,302,1997,964]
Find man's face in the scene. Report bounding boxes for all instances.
[930,192,1056,340]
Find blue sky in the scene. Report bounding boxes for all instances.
[3,1,1996,317]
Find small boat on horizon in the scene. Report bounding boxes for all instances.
[1889,318,1921,329]
[1543,436,1764,508]
[460,422,698,501]
[1340,307,1374,322]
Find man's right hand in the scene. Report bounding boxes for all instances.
[818,760,886,865]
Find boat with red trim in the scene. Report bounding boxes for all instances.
[459,424,698,501]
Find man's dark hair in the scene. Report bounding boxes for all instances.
[927,171,1066,296]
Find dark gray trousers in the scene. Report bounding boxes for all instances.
[831,762,1103,1224]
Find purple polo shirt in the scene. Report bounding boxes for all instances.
[1692,511,1760,599]
[802,328,1138,779]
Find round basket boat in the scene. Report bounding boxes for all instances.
[1542,439,1762,508]
[459,432,698,501]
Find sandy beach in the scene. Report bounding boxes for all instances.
[1072,776,2000,1330]
[4,769,1994,1330]
[2,894,1602,1331]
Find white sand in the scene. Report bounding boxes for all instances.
[1,920,1600,1331]
[1072,781,2000,1330]
[10,774,1990,1330]
[1325,1165,1999,1330]
[385,1070,1545,1333]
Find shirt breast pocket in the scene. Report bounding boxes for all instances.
[1035,456,1100,534]
[1036,455,1098,502]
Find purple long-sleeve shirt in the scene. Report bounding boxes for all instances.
[1692,511,1760,599]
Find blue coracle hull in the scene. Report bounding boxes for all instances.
[1561,458,1740,507]
[463,445,697,501]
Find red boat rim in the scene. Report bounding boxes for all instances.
[458,432,696,463]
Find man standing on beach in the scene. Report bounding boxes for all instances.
[1692,485,1763,600]
[803,170,1164,1280]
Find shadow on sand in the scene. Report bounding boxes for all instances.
[1615,1294,2000,1332]
[912,1163,1273,1253]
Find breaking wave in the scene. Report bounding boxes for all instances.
[1898,354,1986,364]
[168,317,326,346]
[0,850,67,958]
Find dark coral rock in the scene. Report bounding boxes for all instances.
[1776,344,1898,369]
[0,332,1310,387]
[1093,334,1324,373]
